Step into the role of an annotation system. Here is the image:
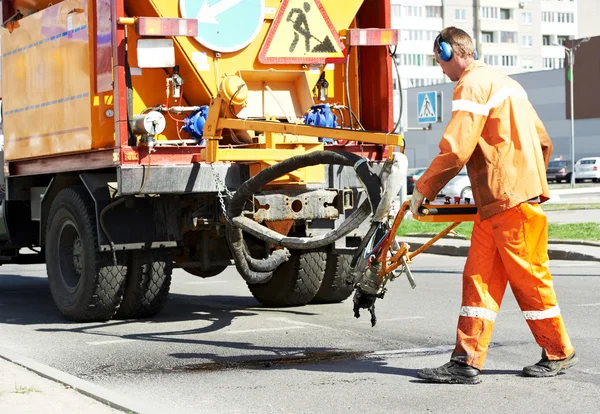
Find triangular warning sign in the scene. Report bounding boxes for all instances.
[259,0,346,64]
[419,95,435,118]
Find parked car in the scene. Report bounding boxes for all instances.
[546,160,573,183]
[437,169,473,201]
[406,167,427,195]
[574,157,600,183]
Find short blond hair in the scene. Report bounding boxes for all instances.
[435,27,476,59]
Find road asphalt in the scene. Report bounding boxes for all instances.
[1,207,598,413]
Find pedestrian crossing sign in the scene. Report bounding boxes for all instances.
[417,91,439,124]
[258,0,346,64]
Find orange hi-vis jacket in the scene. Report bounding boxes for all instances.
[416,61,553,220]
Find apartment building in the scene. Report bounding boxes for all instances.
[577,0,600,38]
[390,0,579,90]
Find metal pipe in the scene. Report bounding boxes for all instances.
[563,37,590,187]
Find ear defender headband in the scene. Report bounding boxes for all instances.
[435,33,479,61]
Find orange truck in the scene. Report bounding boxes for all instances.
[0,0,405,322]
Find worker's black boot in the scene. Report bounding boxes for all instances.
[417,361,481,384]
[523,351,578,377]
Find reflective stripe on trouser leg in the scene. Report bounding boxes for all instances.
[451,214,509,370]
[492,203,574,360]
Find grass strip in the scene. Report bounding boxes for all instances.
[396,220,600,241]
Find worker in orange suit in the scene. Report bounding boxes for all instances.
[411,27,577,384]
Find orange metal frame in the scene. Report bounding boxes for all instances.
[376,201,477,281]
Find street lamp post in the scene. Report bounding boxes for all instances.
[562,37,590,187]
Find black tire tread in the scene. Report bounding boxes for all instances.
[311,253,355,304]
[248,250,326,307]
[46,187,126,322]
[116,252,172,319]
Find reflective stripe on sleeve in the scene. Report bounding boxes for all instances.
[452,99,490,116]
[452,87,529,116]
[522,305,561,320]
[487,87,528,109]
[459,306,497,322]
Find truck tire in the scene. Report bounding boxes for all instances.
[311,253,355,304]
[45,187,126,322]
[184,264,228,278]
[116,251,172,319]
[248,250,326,307]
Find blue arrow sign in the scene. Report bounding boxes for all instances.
[180,0,265,53]
[417,91,437,124]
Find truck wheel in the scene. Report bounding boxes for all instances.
[183,264,228,278]
[248,250,326,307]
[45,187,126,322]
[311,253,355,304]
[116,251,172,319]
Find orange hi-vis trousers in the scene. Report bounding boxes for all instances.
[451,203,574,370]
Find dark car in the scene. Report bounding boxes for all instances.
[546,160,573,183]
[406,168,427,194]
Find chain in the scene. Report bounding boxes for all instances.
[211,164,234,224]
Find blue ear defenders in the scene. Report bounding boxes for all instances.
[435,34,478,61]
[435,34,453,61]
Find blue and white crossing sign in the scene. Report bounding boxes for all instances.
[180,0,265,53]
[417,91,438,124]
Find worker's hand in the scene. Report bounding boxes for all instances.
[410,188,425,217]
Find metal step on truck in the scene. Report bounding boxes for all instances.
[0,0,407,322]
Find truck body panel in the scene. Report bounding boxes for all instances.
[0,0,405,321]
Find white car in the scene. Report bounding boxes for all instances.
[574,157,600,183]
[437,169,473,201]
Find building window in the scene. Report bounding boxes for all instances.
[484,55,499,66]
[542,11,555,23]
[455,8,466,21]
[521,35,533,47]
[426,6,441,18]
[401,30,425,41]
[522,58,534,70]
[500,8,513,20]
[426,55,439,67]
[480,7,499,20]
[500,31,517,43]
[557,12,575,23]
[543,57,565,69]
[501,55,517,67]
[556,36,570,45]
[520,12,532,25]
[482,31,495,43]
[403,6,423,18]
[391,5,401,17]
[542,35,551,46]
[426,30,438,41]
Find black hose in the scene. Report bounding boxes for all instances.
[226,150,382,284]
[389,45,403,134]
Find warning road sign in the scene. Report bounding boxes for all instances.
[259,0,346,64]
[417,91,438,124]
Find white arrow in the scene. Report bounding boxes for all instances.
[197,0,245,25]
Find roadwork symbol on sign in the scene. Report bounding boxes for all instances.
[259,0,346,64]
[417,91,438,124]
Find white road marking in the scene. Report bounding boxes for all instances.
[375,316,426,322]
[267,317,331,329]
[370,345,455,357]
[86,339,137,346]
[183,280,229,285]
[224,326,305,334]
